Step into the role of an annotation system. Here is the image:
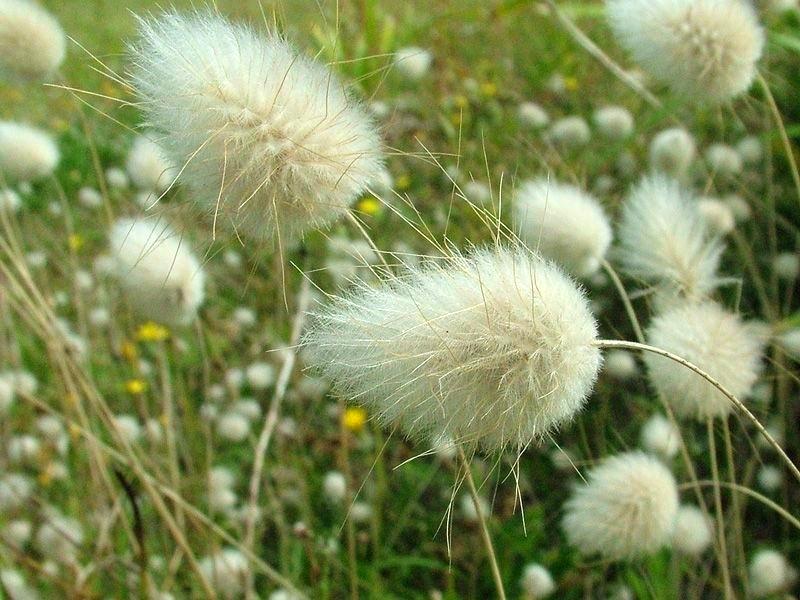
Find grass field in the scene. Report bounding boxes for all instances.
[1,1,799,598]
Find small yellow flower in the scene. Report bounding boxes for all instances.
[121,341,138,362]
[125,379,147,395]
[136,321,170,342]
[564,77,579,91]
[480,82,497,97]
[342,406,368,433]
[356,197,381,216]
[38,464,54,487]
[68,422,82,440]
[453,94,469,109]
[396,174,411,191]
[67,234,84,252]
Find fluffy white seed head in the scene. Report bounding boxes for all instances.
[78,186,102,208]
[562,451,678,559]
[640,413,680,459]
[520,563,556,598]
[129,11,383,242]
[0,375,14,414]
[724,194,751,223]
[546,116,591,149]
[649,127,696,178]
[777,328,800,361]
[697,197,735,236]
[322,470,347,503]
[705,143,742,178]
[105,167,129,189]
[736,135,762,165]
[109,217,205,326]
[0,121,59,182]
[0,188,20,212]
[126,133,178,192]
[246,362,275,390]
[199,548,249,598]
[303,247,602,452]
[757,464,783,492]
[606,0,764,103]
[671,504,712,555]
[0,0,66,81]
[773,252,799,281]
[518,102,550,128]
[645,302,763,420]
[460,493,491,523]
[617,175,723,301]
[113,414,142,444]
[749,549,795,598]
[513,179,612,277]
[216,412,250,442]
[603,349,638,381]
[394,46,432,80]
[0,473,32,511]
[592,105,634,140]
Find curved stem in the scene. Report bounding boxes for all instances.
[593,339,800,484]
[457,445,506,600]
[601,259,645,343]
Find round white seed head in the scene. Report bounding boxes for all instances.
[640,413,680,459]
[777,328,800,361]
[394,46,433,80]
[562,451,678,559]
[0,0,65,81]
[0,188,20,212]
[736,136,762,165]
[0,121,59,182]
[246,362,275,390]
[109,217,205,326]
[113,414,142,444]
[724,194,751,223]
[2,519,31,548]
[617,175,723,301]
[645,302,763,420]
[105,167,129,189]
[773,252,799,281]
[233,398,261,422]
[757,464,783,492]
[216,412,250,442]
[606,0,764,103]
[603,349,638,381]
[518,102,550,128]
[460,493,491,523]
[78,186,103,208]
[126,133,178,192]
[520,563,556,598]
[649,127,696,178]
[671,504,712,556]
[463,180,492,204]
[322,470,347,503]
[705,143,743,178]
[129,11,383,242]
[513,179,612,277]
[0,473,31,511]
[592,105,634,140]
[749,549,795,598]
[303,247,602,452]
[546,116,591,149]
[697,197,735,236]
[199,548,249,597]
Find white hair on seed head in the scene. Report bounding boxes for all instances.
[617,175,723,302]
[303,246,602,453]
[649,127,696,178]
[592,105,634,140]
[393,46,433,80]
[645,301,763,420]
[0,121,59,183]
[640,413,680,459]
[129,11,383,243]
[109,217,205,326]
[513,178,612,278]
[562,451,678,559]
[520,563,556,598]
[0,0,66,81]
[199,548,249,597]
[126,133,178,193]
[749,549,796,598]
[606,0,764,103]
[671,504,712,555]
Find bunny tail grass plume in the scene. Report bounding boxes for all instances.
[0,0,66,82]
[606,0,764,103]
[303,246,602,453]
[645,301,763,420]
[0,121,59,183]
[513,179,612,278]
[126,133,178,193]
[129,11,383,242]
[109,217,205,326]
[562,451,678,559]
[617,175,723,303]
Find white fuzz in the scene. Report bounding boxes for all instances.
[724,194,751,223]
[513,179,612,277]
[109,217,205,326]
[773,252,799,281]
[520,563,556,598]
[0,473,32,511]
[9,370,36,396]
[603,349,638,381]
[223,250,242,269]
[144,419,163,444]
[7,435,40,465]
[671,504,712,555]
[749,549,795,598]
[640,413,680,459]
[463,180,492,204]
[233,306,257,328]
[518,102,550,128]
[0,0,65,81]
[126,133,178,192]
[233,398,261,422]
[78,186,102,208]
[113,414,142,444]
[645,302,763,420]
[606,0,764,102]
[323,471,347,503]
[350,501,372,523]
[757,464,783,492]
[617,175,723,301]
[697,197,735,236]
[246,362,275,390]
[26,250,47,268]
[777,329,800,361]
[705,143,742,178]
[105,167,129,189]
[216,412,250,442]
[130,11,383,241]
[199,548,249,598]
[592,105,634,140]
[394,46,433,80]
[0,121,59,182]
[460,493,491,523]
[0,188,20,212]
[303,247,602,452]
[736,136,762,165]
[0,375,13,414]
[562,451,678,559]
[0,570,37,600]
[225,367,244,390]
[546,116,591,149]
[89,307,110,328]
[649,127,696,178]
[2,519,31,548]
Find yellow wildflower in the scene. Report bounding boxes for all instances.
[356,197,381,216]
[396,174,411,191]
[121,341,138,362]
[480,82,497,97]
[125,379,147,395]
[67,234,84,252]
[342,406,368,433]
[564,76,579,91]
[136,321,170,342]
